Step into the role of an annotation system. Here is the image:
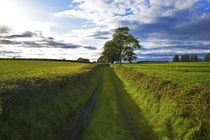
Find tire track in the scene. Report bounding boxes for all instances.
[63,80,102,140]
[111,69,139,140]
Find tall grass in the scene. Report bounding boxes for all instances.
[112,64,209,140]
[0,64,104,139]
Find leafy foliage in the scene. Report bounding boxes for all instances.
[102,40,119,63]
[204,53,210,62]
[173,55,180,62]
[181,54,190,62]
[77,58,90,63]
[99,26,140,63]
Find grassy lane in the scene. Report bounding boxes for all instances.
[84,67,133,140]
[83,67,155,140]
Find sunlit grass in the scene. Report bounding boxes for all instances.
[113,63,209,139]
[124,62,210,86]
[0,60,90,80]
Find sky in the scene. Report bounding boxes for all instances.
[0,0,210,61]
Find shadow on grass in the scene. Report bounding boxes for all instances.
[110,67,157,140]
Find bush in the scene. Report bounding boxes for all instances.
[77,58,90,63]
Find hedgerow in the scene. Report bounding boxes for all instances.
[112,65,209,140]
[0,64,105,139]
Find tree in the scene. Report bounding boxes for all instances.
[112,26,140,64]
[181,54,190,62]
[204,53,210,62]
[100,26,140,64]
[102,40,119,63]
[77,58,90,63]
[97,56,106,63]
[190,54,198,62]
[173,55,179,62]
[123,48,137,63]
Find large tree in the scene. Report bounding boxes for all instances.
[204,53,210,62]
[181,54,190,62]
[173,55,180,62]
[99,26,140,64]
[113,26,140,64]
[102,40,119,63]
[123,48,137,63]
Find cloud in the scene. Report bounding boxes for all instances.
[0,30,98,51]
[0,25,10,34]
[6,31,35,38]
[0,40,20,45]
[45,40,80,49]
[84,46,97,50]
[89,31,111,40]
[1,0,210,61]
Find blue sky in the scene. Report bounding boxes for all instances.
[0,0,210,61]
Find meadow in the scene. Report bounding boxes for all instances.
[0,60,104,139]
[0,60,90,81]
[124,62,210,86]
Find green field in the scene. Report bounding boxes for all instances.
[124,62,210,86]
[113,63,209,139]
[0,60,90,81]
[0,60,209,139]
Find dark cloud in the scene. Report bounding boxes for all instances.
[0,40,20,45]
[45,40,80,48]
[6,31,35,38]
[84,46,97,50]
[0,50,20,54]
[121,7,210,42]
[89,31,111,40]
[0,32,83,49]
[0,26,10,34]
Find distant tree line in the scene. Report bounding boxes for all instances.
[172,53,210,62]
[77,58,90,63]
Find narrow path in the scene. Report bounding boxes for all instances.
[63,80,102,140]
[64,66,155,140]
[111,69,139,140]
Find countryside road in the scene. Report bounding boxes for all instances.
[64,67,155,140]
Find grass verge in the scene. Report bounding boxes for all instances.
[112,64,209,140]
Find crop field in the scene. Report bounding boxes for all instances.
[0,60,90,81]
[124,62,210,86]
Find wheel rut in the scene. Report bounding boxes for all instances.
[63,80,102,140]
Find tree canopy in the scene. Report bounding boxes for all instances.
[99,26,140,64]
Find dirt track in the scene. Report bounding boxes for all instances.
[64,67,153,140]
[63,80,102,140]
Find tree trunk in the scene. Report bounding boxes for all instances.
[119,48,122,65]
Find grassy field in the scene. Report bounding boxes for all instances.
[0,60,103,139]
[124,62,210,86]
[0,60,90,81]
[0,60,209,139]
[113,63,209,139]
